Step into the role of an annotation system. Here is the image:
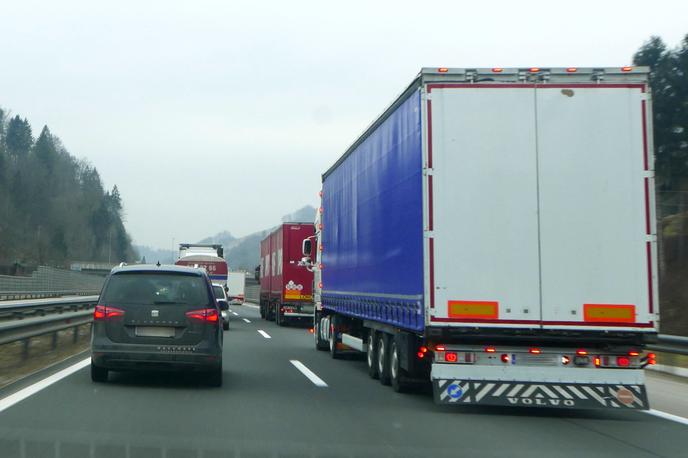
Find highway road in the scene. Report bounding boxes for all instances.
[0,304,687,458]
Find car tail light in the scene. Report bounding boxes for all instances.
[93,305,124,320]
[484,346,496,353]
[445,352,458,362]
[616,356,631,367]
[185,308,219,324]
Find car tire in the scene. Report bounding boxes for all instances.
[91,363,108,383]
[390,339,409,393]
[314,316,328,351]
[223,319,229,331]
[207,365,222,387]
[378,333,391,386]
[329,316,341,359]
[367,331,379,379]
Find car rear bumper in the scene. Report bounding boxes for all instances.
[92,346,221,372]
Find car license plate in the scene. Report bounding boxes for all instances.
[135,326,175,338]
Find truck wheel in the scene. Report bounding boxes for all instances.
[329,316,341,359]
[314,317,328,351]
[377,333,391,385]
[91,363,108,383]
[259,302,265,319]
[390,340,409,393]
[367,331,379,379]
[276,307,285,327]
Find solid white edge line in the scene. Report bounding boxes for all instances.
[645,409,688,426]
[257,330,271,339]
[0,357,91,413]
[243,318,251,323]
[290,360,328,387]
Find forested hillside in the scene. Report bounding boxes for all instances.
[0,109,137,268]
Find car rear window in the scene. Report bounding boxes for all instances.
[102,273,211,305]
[212,285,225,299]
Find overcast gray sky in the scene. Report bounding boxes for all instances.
[2,0,686,249]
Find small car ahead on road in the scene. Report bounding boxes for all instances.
[213,283,231,331]
[91,264,224,386]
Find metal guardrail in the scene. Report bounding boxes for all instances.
[649,334,688,356]
[0,290,99,301]
[0,296,99,320]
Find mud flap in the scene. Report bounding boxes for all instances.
[433,379,649,409]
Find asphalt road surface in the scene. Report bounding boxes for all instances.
[0,304,687,458]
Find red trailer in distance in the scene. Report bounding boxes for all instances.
[259,223,314,325]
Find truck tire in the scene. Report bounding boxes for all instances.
[367,331,379,379]
[390,339,409,393]
[259,302,265,319]
[91,363,108,383]
[329,316,342,359]
[314,316,328,351]
[377,333,391,385]
[276,307,286,327]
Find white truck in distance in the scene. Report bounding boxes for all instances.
[227,272,246,305]
[305,67,659,409]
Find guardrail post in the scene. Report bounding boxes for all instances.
[22,338,30,359]
[51,331,58,350]
[73,326,79,343]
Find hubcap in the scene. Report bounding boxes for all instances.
[367,337,374,367]
[378,338,385,374]
[391,345,398,379]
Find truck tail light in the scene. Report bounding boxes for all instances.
[500,354,510,363]
[647,353,656,365]
[594,356,601,367]
[445,352,458,362]
[484,346,496,353]
[616,356,631,367]
[628,350,640,356]
[186,308,219,324]
[529,348,541,354]
[575,349,588,356]
[94,305,125,320]
[435,345,446,351]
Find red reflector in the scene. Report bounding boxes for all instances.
[318,282,323,289]
[594,357,601,367]
[438,67,449,73]
[529,348,541,354]
[484,346,496,353]
[308,327,314,333]
[417,351,425,359]
[576,349,588,356]
[628,350,640,357]
[94,305,124,320]
[621,66,633,72]
[435,345,446,351]
[492,68,503,73]
[566,67,578,73]
[500,354,509,363]
[185,308,219,323]
[616,356,631,367]
[445,352,458,362]
[420,346,428,353]
[529,67,540,73]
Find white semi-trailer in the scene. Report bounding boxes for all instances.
[305,67,658,409]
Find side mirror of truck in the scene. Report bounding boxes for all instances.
[302,238,312,257]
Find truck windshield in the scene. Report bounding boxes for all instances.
[102,273,210,306]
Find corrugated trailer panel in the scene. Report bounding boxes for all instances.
[259,235,271,298]
[281,224,315,303]
[321,90,425,332]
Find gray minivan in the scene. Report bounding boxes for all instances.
[91,265,224,386]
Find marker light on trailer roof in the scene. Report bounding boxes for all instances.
[435,345,446,351]
[529,348,541,354]
[529,67,540,73]
[628,350,640,357]
[566,67,578,73]
[484,346,496,353]
[438,67,449,73]
[576,349,588,356]
[622,66,633,72]
[492,68,503,73]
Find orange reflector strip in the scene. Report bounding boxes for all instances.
[583,304,636,323]
[448,301,498,319]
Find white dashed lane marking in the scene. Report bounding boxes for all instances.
[290,360,328,387]
[258,330,271,339]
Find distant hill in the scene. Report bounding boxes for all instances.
[133,245,175,265]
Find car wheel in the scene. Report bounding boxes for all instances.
[329,316,341,359]
[207,364,222,387]
[91,363,108,383]
[367,331,379,379]
[378,333,391,385]
[223,319,229,331]
[390,340,408,392]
